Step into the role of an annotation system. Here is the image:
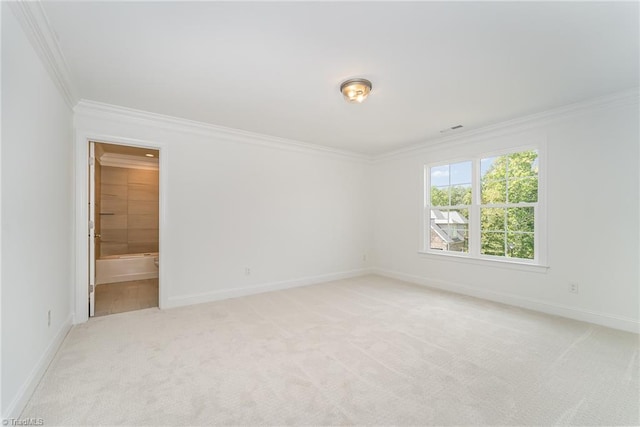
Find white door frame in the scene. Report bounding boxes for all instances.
[74,131,168,323]
[88,141,96,317]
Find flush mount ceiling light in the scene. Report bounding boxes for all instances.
[340,78,372,103]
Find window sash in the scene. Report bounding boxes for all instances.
[425,148,542,265]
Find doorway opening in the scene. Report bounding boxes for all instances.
[89,141,160,317]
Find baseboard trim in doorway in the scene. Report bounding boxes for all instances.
[3,314,73,420]
[165,269,372,309]
[373,268,640,334]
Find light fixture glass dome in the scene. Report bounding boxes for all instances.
[340,78,372,103]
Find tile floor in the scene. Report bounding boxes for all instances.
[94,278,158,317]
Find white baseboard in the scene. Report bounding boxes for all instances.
[373,268,640,334]
[2,314,73,420]
[165,268,372,309]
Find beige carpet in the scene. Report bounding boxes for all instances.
[22,275,639,426]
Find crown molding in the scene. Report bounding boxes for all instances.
[373,88,640,162]
[98,153,159,170]
[6,0,636,161]
[74,100,370,162]
[74,89,636,164]
[8,1,78,110]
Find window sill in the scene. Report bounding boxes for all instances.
[417,251,550,273]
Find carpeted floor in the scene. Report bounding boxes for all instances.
[22,275,639,426]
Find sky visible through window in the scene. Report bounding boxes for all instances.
[432,157,539,187]
[430,161,472,187]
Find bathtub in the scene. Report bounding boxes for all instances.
[96,252,159,285]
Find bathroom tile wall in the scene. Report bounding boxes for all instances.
[100,165,159,256]
[95,157,102,258]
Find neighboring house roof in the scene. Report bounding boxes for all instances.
[430,209,467,243]
[431,223,455,243]
[430,209,468,224]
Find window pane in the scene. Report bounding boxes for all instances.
[481,231,505,256]
[431,186,450,206]
[508,178,538,203]
[507,207,534,233]
[430,165,449,187]
[430,209,469,253]
[451,208,469,225]
[506,232,534,259]
[507,150,538,179]
[481,207,505,232]
[450,184,471,206]
[481,179,506,203]
[446,208,469,253]
[429,217,444,251]
[481,157,498,179]
[430,208,446,221]
[430,209,446,251]
[450,161,472,185]
[481,155,508,181]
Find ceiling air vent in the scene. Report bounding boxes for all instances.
[440,124,464,134]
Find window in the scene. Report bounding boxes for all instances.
[429,161,471,253]
[425,148,543,264]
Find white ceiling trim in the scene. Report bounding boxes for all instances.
[74,100,370,162]
[373,88,640,162]
[8,1,78,110]
[75,88,638,165]
[98,153,159,171]
[16,0,636,161]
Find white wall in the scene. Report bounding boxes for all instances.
[73,106,371,319]
[3,0,637,417]
[1,1,636,421]
[372,95,640,332]
[1,5,74,418]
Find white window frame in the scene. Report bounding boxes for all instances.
[422,144,547,268]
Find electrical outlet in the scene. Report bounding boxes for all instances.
[245,267,251,276]
[47,310,51,327]
[568,282,579,294]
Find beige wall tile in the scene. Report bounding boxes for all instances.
[128,169,158,185]
[97,166,159,256]
[95,160,102,259]
[101,214,127,230]
[100,243,129,256]
[128,242,159,254]
[101,229,127,243]
[101,198,127,215]
[128,183,158,201]
[128,214,158,229]
[128,200,157,215]
[128,228,158,243]
[101,167,128,185]
[101,184,128,199]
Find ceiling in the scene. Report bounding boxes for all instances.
[43,1,639,155]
